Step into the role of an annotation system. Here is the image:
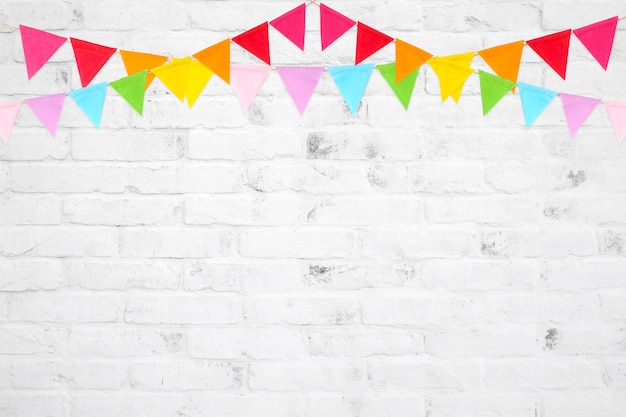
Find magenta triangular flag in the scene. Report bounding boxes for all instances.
[559,93,600,137]
[25,93,66,136]
[270,3,306,50]
[276,66,324,115]
[19,25,67,79]
[320,3,356,51]
[230,65,272,112]
[0,101,22,144]
[573,16,618,70]
[604,101,626,144]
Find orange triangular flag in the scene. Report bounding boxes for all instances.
[395,39,433,83]
[119,50,168,90]
[478,40,524,92]
[355,22,394,64]
[193,39,231,84]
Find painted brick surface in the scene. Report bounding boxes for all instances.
[1,1,626,416]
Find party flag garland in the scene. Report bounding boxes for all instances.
[1,2,626,144]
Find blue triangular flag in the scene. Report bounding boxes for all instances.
[517,82,558,128]
[68,82,108,127]
[327,63,375,115]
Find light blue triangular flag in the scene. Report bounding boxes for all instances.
[327,63,375,115]
[68,82,108,127]
[517,82,558,128]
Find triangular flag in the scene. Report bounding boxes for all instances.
[151,57,191,102]
[0,101,22,144]
[270,3,306,50]
[526,29,572,80]
[232,22,271,65]
[573,16,618,70]
[327,63,375,115]
[230,64,272,112]
[119,50,168,90]
[355,22,394,64]
[478,70,516,115]
[25,93,66,136]
[560,93,600,136]
[68,82,108,128]
[517,82,558,128]
[109,70,147,115]
[603,101,626,144]
[19,25,67,80]
[478,40,524,91]
[186,60,213,108]
[276,66,324,115]
[427,52,475,103]
[193,39,231,84]
[377,62,418,110]
[395,39,432,83]
[70,38,117,87]
[320,3,356,51]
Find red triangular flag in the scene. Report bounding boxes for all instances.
[526,29,572,80]
[320,3,356,51]
[19,25,67,80]
[355,22,394,64]
[270,3,306,50]
[70,38,117,87]
[573,16,618,70]
[232,22,271,65]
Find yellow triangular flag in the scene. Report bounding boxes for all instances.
[428,52,475,103]
[186,60,213,108]
[150,57,191,102]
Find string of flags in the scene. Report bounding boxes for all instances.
[0,1,625,144]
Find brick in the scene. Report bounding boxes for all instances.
[0,326,68,355]
[65,327,184,357]
[125,295,242,324]
[127,164,245,194]
[0,259,66,291]
[8,293,123,323]
[246,295,360,325]
[0,195,62,225]
[64,196,182,226]
[71,130,184,161]
[130,360,243,390]
[0,393,65,417]
[71,393,186,417]
[308,327,423,357]
[184,261,300,292]
[0,130,70,161]
[9,164,127,193]
[120,227,236,258]
[361,228,472,259]
[302,261,414,290]
[11,359,128,389]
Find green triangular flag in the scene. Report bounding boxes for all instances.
[478,69,516,115]
[109,70,148,115]
[376,62,418,110]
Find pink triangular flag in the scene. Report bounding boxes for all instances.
[0,101,22,144]
[270,3,306,50]
[320,3,356,51]
[25,93,66,136]
[573,16,618,70]
[230,65,272,112]
[604,101,626,144]
[276,66,324,115]
[19,25,67,79]
[559,93,600,137]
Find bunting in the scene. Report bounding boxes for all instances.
[559,93,600,137]
[186,60,213,108]
[70,38,117,87]
[526,29,571,80]
[428,52,475,103]
[68,82,108,128]
[119,50,168,90]
[232,22,271,65]
[193,39,231,84]
[276,66,324,115]
[230,64,272,111]
[320,3,356,51]
[478,70,516,115]
[19,25,67,80]
[517,82,558,128]
[478,40,524,91]
[270,3,306,50]
[327,63,375,115]
[0,101,22,144]
[109,70,147,115]
[573,16,618,70]
[151,57,191,102]
[604,101,626,144]
[25,93,66,136]
[355,22,394,64]
[376,63,418,110]
[395,39,432,83]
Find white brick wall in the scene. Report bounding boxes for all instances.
[1,0,626,416]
